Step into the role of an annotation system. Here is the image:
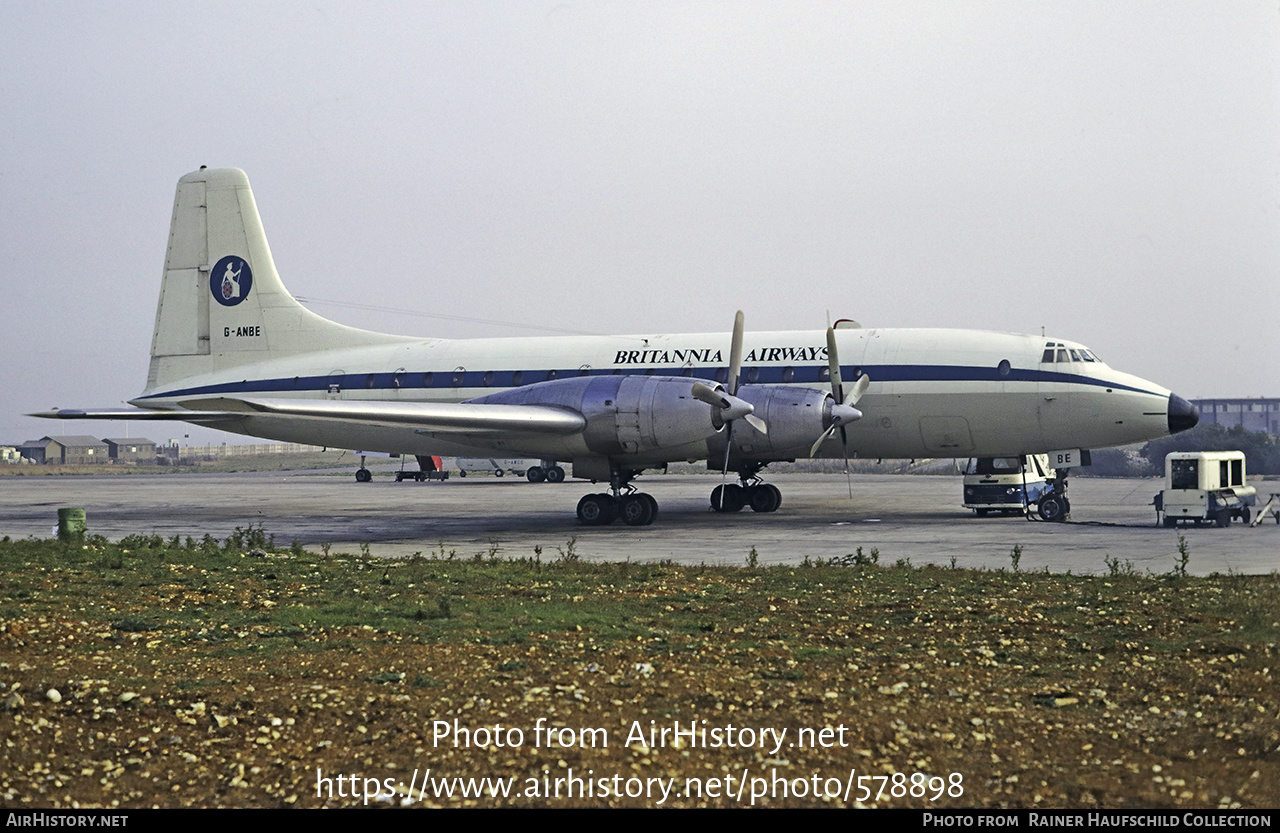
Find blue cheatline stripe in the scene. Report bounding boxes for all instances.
[135,364,1163,402]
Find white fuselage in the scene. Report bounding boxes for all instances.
[133,326,1173,465]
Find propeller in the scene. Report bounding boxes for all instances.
[698,311,767,509]
[691,382,767,434]
[810,326,870,496]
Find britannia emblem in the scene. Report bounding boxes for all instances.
[210,256,253,306]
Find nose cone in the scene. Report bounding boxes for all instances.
[1168,393,1199,434]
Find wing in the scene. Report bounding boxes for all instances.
[174,397,587,436]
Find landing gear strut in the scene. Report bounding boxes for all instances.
[576,466,658,526]
[1036,470,1071,522]
[710,465,782,514]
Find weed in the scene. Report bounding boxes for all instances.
[290,540,305,556]
[320,542,331,557]
[556,537,580,562]
[894,556,913,569]
[746,547,759,568]
[1174,535,1190,578]
[359,542,371,558]
[1010,544,1023,572]
[949,556,957,569]
[1104,554,1138,577]
[225,522,273,553]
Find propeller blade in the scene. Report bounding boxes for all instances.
[718,421,734,508]
[845,373,870,407]
[691,382,729,410]
[826,326,843,404]
[727,310,744,396]
[744,413,768,435]
[692,382,760,425]
[809,424,837,458]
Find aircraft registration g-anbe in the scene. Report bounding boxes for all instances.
[35,167,1199,526]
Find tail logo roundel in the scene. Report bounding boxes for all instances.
[210,256,253,307]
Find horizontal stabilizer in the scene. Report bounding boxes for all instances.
[28,408,242,422]
[180,397,588,435]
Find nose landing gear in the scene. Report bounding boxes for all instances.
[1035,471,1071,522]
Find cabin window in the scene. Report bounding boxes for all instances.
[781,366,795,382]
[364,373,377,389]
[578,365,591,377]
[421,371,434,387]
[997,359,1011,377]
[746,367,760,383]
[452,367,465,387]
[392,369,405,389]
[546,369,558,381]
[512,370,524,386]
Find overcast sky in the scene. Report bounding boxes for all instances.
[3,2,1277,447]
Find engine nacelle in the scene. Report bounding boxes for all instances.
[472,376,839,464]
[473,375,718,460]
[728,384,836,458]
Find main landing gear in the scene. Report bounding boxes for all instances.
[710,467,783,514]
[576,467,658,527]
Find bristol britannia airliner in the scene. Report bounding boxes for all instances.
[34,168,1198,526]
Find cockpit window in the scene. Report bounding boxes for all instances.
[1042,341,1103,364]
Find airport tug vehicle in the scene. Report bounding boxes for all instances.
[962,455,1056,517]
[1154,451,1256,528]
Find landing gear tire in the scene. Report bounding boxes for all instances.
[747,484,782,513]
[1162,516,1177,528]
[1238,507,1251,525]
[710,484,745,512]
[1038,494,1066,523]
[1215,509,1231,528]
[527,466,546,483]
[975,508,990,517]
[546,466,566,483]
[458,470,467,478]
[577,493,617,526]
[619,494,657,526]
[495,469,504,477]
[355,468,372,483]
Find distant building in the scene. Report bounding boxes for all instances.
[1191,398,1279,435]
[14,440,49,464]
[18,436,109,465]
[103,438,157,463]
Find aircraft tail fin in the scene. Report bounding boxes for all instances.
[144,167,402,392]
